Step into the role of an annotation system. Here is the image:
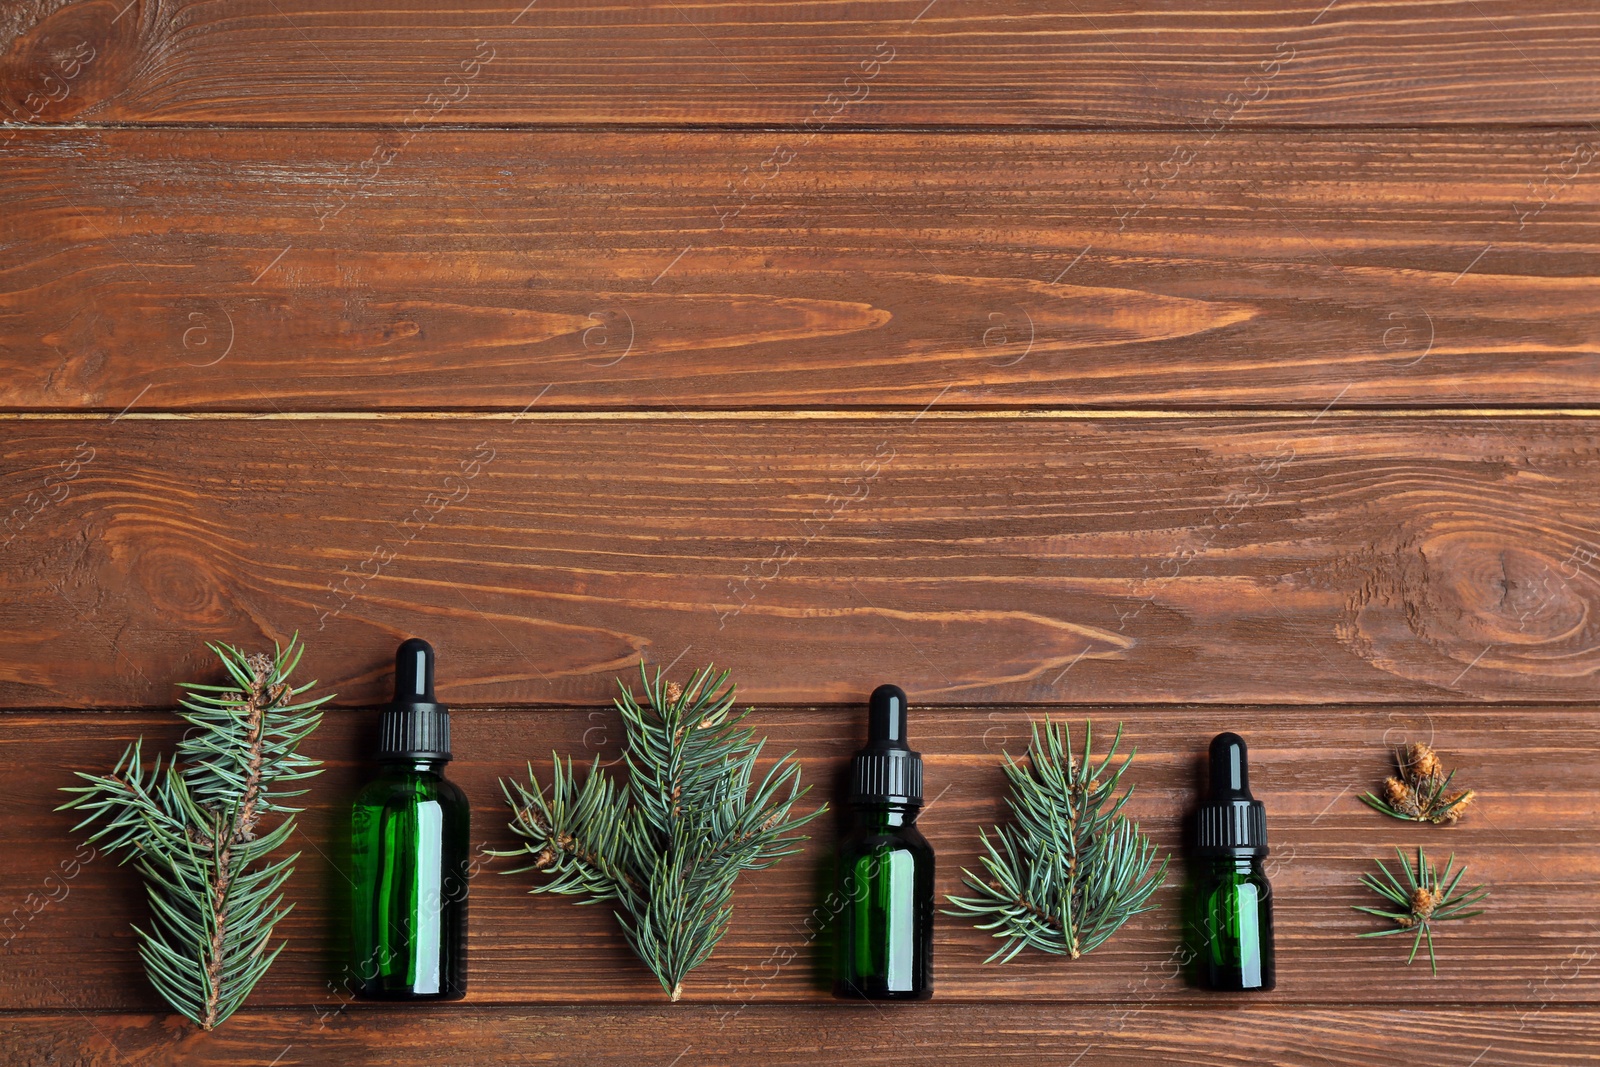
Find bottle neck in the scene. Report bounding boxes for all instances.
[850,800,920,829]
[377,756,447,775]
[1206,855,1261,874]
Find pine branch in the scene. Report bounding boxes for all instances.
[58,634,331,1030]
[494,662,823,1000]
[945,718,1168,962]
[1352,846,1488,975]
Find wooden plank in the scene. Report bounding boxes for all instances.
[3,128,1599,412]
[1,707,1595,1010]
[2,1005,1595,1066]
[2,416,1598,707]
[3,2,1600,127]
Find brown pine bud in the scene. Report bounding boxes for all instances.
[1435,790,1475,824]
[1384,777,1421,817]
[1403,742,1442,781]
[1410,886,1441,920]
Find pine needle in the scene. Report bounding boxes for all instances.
[945,718,1167,962]
[58,634,331,1030]
[493,663,824,1000]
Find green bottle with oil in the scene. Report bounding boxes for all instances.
[351,638,470,999]
[832,684,934,1001]
[1188,731,1275,992]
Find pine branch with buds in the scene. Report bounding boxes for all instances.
[59,635,330,1030]
[1353,846,1488,975]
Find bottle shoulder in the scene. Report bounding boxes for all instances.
[1193,856,1273,890]
[839,821,934,858]
[354,766,470,810]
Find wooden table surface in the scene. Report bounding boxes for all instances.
[3,2,1598,1064]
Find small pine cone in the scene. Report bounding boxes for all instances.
[246,652,274,686]
[1384,777,1422,818]
[1410,886,1441,920]
[533,848,556,869]
[664,681,684,705]
[1403,742,1443,781]
[1434,790,1475,824]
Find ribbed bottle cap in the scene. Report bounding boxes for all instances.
[848,684,923,805]
[1195,732,1267,856]
[378,638,452,762]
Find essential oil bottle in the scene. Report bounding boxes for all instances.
[1188,731,1275,992]
[833,683,934,1001]
[351,638,470,999]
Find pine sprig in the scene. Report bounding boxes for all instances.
[495,662,823,1000]
[58,635,330,1030]
[946,719,1167,962]
[1361,742,1475,824]
[1353,846,1488,975]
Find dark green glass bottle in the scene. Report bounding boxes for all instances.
[833,684,934,1001]
[1188,731,1275,992]
[351,638,470,1000]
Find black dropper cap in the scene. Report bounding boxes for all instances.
[1195,732,1267,857]
[847,684,923,805]
[378,638,451,762]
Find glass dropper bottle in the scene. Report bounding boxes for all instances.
[832,683,935,1001]
[350,638,470,1000]
[1189,731,1276,992]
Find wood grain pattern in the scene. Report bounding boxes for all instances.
[4,1,1597,1061]
[2,1,1600,127]
[2,417,1597,707]
[3,128,1599,412]
[4,1006,1595,1067]
[2,707,1595,1011]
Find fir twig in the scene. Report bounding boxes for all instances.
[58,634,330,1029]
[493,663,824,1000]
[1360,742,1475,824]
[1352,846,1488,975]
[945,719,1168,962]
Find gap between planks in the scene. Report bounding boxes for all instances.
[2,408,1599,422]
[15,122,1600,135]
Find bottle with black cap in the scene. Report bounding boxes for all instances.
[1188,731,1275,991]
[832,684,934,1001]
[351,638,470,1000]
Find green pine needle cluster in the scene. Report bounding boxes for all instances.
[59,636,330,1030]
[495,663,823,1000]
[1354,846,1488,975]
[947,719,1167,962]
